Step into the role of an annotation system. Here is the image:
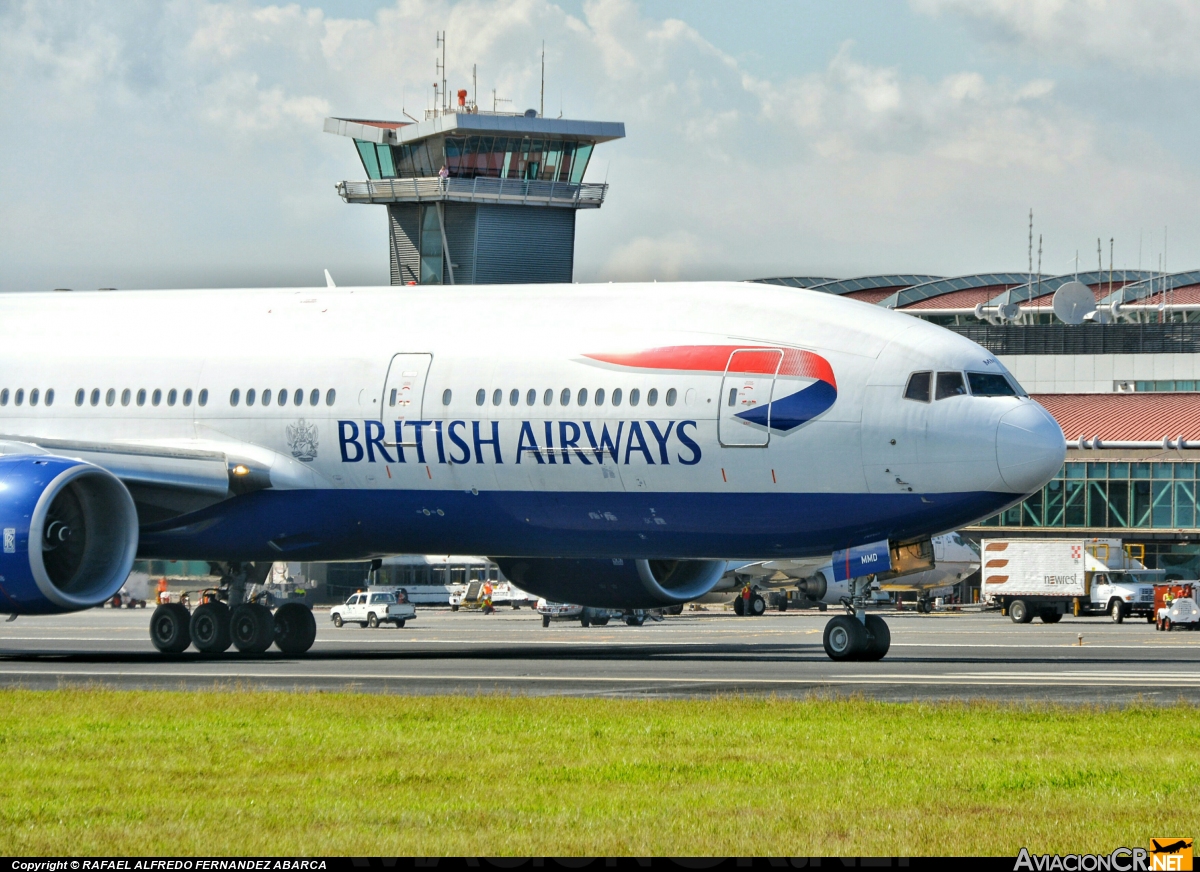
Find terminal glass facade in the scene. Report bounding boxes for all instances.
[355,136,594,183]
[976,461,1198,530]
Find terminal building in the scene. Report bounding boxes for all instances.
[758,271,1200,577]
[324,104,623,285]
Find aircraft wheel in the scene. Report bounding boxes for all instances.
[1040,611,1063,624]
[750,595,766,616]
[231,603,274,654]
[581,616,591,628]
[861,614,891,661]
[542,615,550,628]
[332,614,343,628]
[190,602,231,654]
[733,597,744,616]
[150,603,192,654]
[1008,599,1032,624]
[778,599,788,612]
[625,616,645,627]
[451,604,459,612]
[274,603,317,655]
[1110,600,1125,623]
[822,615,867,661]
[594,617,609,626]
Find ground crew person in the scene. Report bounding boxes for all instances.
[741,583,752,616]
[156,577,169,604]
[481,580,494,614]
[1164,589,1175,608]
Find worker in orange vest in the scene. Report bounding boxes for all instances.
[741,583,752,616]
[481,580,494,614]
[156,577,169,604]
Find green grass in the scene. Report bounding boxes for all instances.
[0,689,1197,856]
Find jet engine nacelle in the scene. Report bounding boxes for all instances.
[494,557,726,609]
[0,455,139,614]
[796,568,849,606]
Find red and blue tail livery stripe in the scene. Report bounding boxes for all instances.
[582,345,837,433]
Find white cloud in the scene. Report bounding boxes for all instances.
[0,0,1197,292]
[913,0,1200,76]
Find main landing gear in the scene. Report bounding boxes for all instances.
[149,562,317,656]
[822,576,891,661]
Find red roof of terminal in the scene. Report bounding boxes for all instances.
[1034,393,1200,441]
[843,289,897,303]
[901,285,1015,311]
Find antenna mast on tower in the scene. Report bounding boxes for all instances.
[540,41,545,118]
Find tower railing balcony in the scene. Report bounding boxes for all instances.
[336,176,608,209]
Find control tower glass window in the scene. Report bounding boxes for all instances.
[356,140,381,180]
[440,136,595,183]
[419,206,444,284]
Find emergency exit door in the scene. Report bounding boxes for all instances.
[380,354,433,440]
[719,348,783,446]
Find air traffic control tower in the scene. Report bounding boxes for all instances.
[325,104,623,285]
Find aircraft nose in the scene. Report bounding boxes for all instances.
[996,402,1066,493]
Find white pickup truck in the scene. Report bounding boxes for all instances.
[330,589,417,628]
[981,538,1160,623]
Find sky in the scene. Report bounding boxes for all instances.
[2,0,1199,291]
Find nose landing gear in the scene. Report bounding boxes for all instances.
[822,576,891,661]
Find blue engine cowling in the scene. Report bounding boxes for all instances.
[493,557,726,609]
[0,455,139,615]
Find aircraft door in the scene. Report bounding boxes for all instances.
[719,348,783,447]
[381,353,433,435]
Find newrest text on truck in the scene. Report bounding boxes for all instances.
[980,538,1161,624]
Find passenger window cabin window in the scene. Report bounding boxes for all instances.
[595,388,605,406]
[152,389,162,407]
[30,388,39,406]
[612,388,622,406]
[630,388,640,406]
[904,371,931,403]
[665,388,677,406]
[935,372,967,400]
[168,389,178,407]
[293,389,302,406]
[0,389,8,406]
[183,389,193,406]
[261,389,270,407]
[647,388,658,407]
[137,389,147,407]
[526,389,536,406]
[442,389,452,406]
[492,389,502,406]
[276,389,285,407]
[326,389,336,406]
[121,389,131,407]
[246,389,256,406]
[475,389,485,406]
[230,389,241,407]
[45,389,53,407]
[105,389,115,407]
[509,389,519,406]
[560,388,570,406]
[15,389,24,406]
[309,389,319,406]
[543,389,553,406]
[199,389,208,407]
[91,389,100,407]
[74,389,83,406]
[577,388,588,406]
[967,372,1018,397]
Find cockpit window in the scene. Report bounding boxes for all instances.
[904,371,931,402]
[935,371,967,400]
[967,371,1018,397]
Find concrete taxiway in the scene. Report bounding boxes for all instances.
[1,607,1198,702]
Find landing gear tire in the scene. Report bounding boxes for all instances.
[150,603,192,653]
[594,617,610,626]
[625,616,645,627]
[779,599,789,612]
[231,603,274,654]
[861,614,891,661]
[542,615,551,628]
[581,616,591,628]
[1009,599,1032,624]
[273,603,317,655]
[367,612,379,629]
[750,595,766,617]
[190,602,231,654]
[822,614,868,661]
[1110,601,1125,624]
[733,597,745,616]
[332,614,343,628]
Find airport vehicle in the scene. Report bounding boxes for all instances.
[0,281,1063,660]
[717,533,980,614]
[981,539,1159,623]
[1155,583,1199,630]
[535,598,616,627]
[330,590,416,628]
[449,579,534,610]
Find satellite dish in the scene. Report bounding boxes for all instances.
[1053,281,1096,325]
[524,108,538,118]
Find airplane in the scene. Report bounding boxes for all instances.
[0,281,1065,661]
[714,532,981,614]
